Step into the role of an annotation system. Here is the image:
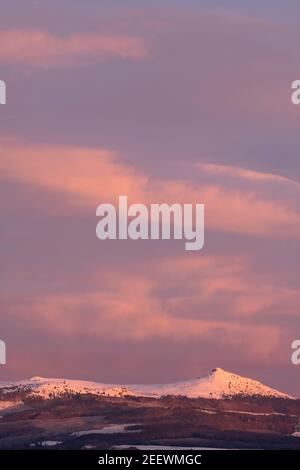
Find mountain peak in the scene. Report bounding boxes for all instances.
[211,367,225,374]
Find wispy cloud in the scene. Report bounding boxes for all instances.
[0,254,282,364]
[197,163,300,186]
[0,30,150,67]
[1,140,300,237]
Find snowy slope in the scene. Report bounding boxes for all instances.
[0,368,291,400]
[130,368,291,399]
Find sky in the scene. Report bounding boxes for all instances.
[0,0,300,395]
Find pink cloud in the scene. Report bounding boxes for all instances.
[0,253,282,363]
[1,139,300,238]
[154,255,300,320]
[0,30,150,66]
[197,163,300,186]
[0,140,148,209]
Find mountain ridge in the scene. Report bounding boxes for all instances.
[0,368,292,400]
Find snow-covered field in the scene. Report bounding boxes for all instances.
[113,445,230,450]
[31,441,62,447]
[40,441,62,447]
[71,424,141,436]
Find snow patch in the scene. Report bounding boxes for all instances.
[0,401,21,411]
[72,424,141,436]
[114,445,230,450]
[39,441,62,447]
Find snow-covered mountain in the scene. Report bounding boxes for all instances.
[0,368,291,400]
